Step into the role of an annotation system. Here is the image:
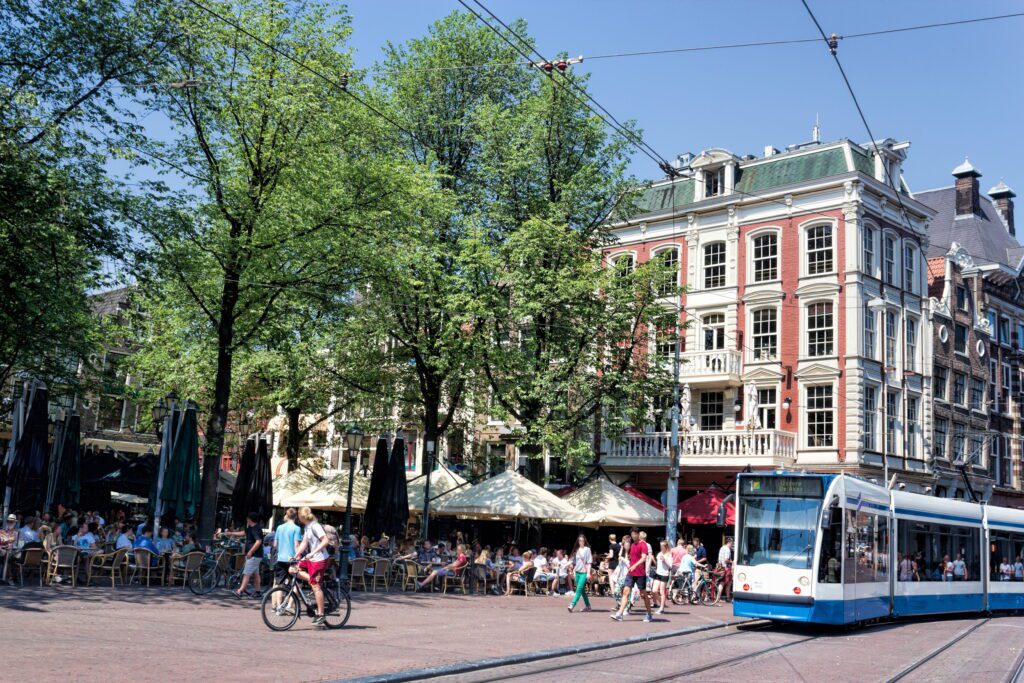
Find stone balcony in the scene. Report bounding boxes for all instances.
[676,349,743,385]
[603,428,797,469]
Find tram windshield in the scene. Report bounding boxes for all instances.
[738,494,822,570]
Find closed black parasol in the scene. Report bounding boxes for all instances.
[248,438,273,524]
[230,438,257,526]
[362,436,391,540]
[383,435,409,538]
[3,381,50,514]
[46,413,81,510]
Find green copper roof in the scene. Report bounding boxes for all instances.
[735,147,848,194]
[636,178,695,213]
[851,147,874,176]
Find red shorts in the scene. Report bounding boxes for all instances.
[298,558,328,587]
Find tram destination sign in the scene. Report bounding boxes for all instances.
[740,476,823,498]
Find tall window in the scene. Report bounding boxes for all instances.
[655,248,679,297]
[903,244,916,293]
[757,388,776,429]
[863,226,875,275]
[906,397,919,459]
[752,233,778,282]
[699,391,724,430]
[905,318,918,372]
[884,236,897,285]
[1002,364,1012,413]
[703,242,726,288]
[705,167,724,197]
[807,225,833,275]
[969,378,984,410]
[885,311,898,364]
[863,308,876,358]
[952,423,967,461]
[934,365,948,401]
[656,329,677,363]
[864,386,877,451]
[953,372,966,405]
[956,285,968,311]
[807,302,834,357]
[999,317,1011,346]
[807,385,834,448]
[614,254,634,279]
[954,323,968,354]
[886,391,899,454]
[702,313,726,350]
[751,308,777,360]
[934,418,948,459]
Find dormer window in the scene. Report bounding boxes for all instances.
[705,167,725,197]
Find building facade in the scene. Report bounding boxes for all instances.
[920,161,1023,504]
[599,137,936,499]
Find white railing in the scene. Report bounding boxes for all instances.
[605,429,797,464]
[678,349,742,378]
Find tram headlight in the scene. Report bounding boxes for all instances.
[798,576,810,587]
[736,572,746,583]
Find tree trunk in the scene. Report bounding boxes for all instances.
[198,271,239,542]
[285,405,301,471]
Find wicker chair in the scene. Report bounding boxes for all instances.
[169,551,205,587]
[15,547,44,586]
[85,547,129,587]
[370,558,390,593]
[473,564,496,594]
[509,567,536,596]
[401,560,421,591]
[46,546,80,587]
[349,557,368,591]
[443,565,468,595]
[129,548,164,586]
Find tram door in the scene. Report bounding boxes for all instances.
[844,507,891,621]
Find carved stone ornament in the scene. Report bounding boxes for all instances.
[930,296,951,318]
[946,242,976,271]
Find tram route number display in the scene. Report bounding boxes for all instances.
[740,476,823,498]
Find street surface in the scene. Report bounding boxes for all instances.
[1,585,1022,682]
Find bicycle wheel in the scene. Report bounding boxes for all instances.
[701,580,720,606]
[189,563,219,595]
[323,584,351,630]
[261,586,300,631]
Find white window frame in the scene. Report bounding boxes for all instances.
[652,245,680,298]
[806,301,834,358]
[864,385,878,452]
[612,252,636,279]
[883,234,898,286]
[905,316,918,372]
[805,223,834,276]
[805,384,835,449]
[863,224,876,277]
[863,307,876,359]
[885,310,899,365]
[905,395,919,460]
[703,241,727,289]
[903,243,917,295]
[750,307,778,362]
[749,229,780,283]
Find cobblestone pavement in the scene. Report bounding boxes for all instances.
[2,584,1021,682]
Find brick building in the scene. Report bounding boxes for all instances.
[920,160,1023,504]
[598,136,935,500]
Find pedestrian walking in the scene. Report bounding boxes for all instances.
[653,540,673,614]
[567,535,592,613]
[229,512,264,599]
[611,528,654,623]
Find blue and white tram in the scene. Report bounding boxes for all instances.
[731,471,1024,625]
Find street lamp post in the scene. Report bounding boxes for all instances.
[341,424,362,583]
[666,319,682,544]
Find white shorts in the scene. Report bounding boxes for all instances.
[243,556,262,576]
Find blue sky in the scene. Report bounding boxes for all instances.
[336,0,1023,193]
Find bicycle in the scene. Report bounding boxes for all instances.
[261,560,351,631]
[669,571,696,605]
[692,567,724,606]
[189,546,231,595]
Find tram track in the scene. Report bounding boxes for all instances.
[884,618,991,683]
[651,632,818,681]
[1003,641,1024,683]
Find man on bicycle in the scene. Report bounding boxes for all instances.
[272,508,303,610]
[290,507,331,627]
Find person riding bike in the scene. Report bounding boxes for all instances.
[290,507,332,627]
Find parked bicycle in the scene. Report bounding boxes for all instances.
[188,542,272,596]
[261,560,351,631]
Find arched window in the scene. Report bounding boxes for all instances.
[654,247,679,297]
[752,233,778,282]
[806,225,833,275]
[703,242,726,288]
[863,225,876,275]
[807,302,834,357]
[613,253,635,279]
[903,244,917,294]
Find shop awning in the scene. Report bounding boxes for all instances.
[435,470,583,523]
[278,470,372,513]
[555,477,665,527]
[407,466,469,512]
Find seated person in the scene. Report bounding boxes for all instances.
[503,550,536,596]
[416,543,468,591]
[532,547,556,592]
[416,540,437,565]
[114,524,134,550]
[133,528,161,565]
[73,522,98,552]
[155,527,176,555]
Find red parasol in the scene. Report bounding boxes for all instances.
[678,488,735,526]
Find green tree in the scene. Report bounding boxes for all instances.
[127,0,402,539]
[0,0,171,391]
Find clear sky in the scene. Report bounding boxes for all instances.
[336,0,1023,194]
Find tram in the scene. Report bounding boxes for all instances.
[731,471,1024,625]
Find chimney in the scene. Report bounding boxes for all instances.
[989,180,1016,236]
[763,145,778,158]
[952,158,981,216]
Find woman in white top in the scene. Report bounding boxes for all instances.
[653,540,673,614]
[567,535,592,613]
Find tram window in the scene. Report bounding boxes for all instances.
[990,531,1024,581]
[896,519,981,581]
[738,496,821,569]
[846,510,889,583]
[817,504,842,583]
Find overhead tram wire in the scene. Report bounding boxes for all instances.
[181,0,418,144]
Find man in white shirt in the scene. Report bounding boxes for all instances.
[115,524,133,550]
[533,548,555,593]
[717,538,733,567]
